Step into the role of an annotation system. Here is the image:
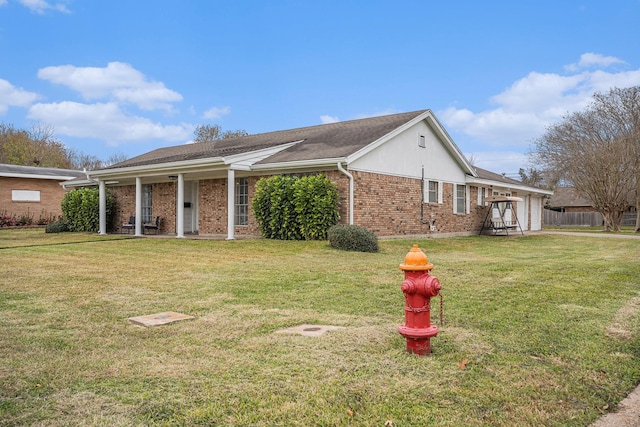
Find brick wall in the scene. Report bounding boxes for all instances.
[0,176,68,220]
[106,170,503,237]
[110,185,135,232]
[198,178,227,235]
[110,183,177,234]
[198,176,263,236]
[347,170,491,236]
[154,182,176,234]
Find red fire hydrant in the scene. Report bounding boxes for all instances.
[398,244,442,355]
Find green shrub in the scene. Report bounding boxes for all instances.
[252,174,339,240]
[294,174,340,240]
[327,224,379,253]
[253,175,300,240]
[45,220,69,233]
[61,187,113,232]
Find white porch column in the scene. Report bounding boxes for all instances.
[98,180,107,235]
[135,177,143,236]
[176,173,185,238]
[227,168,235,240]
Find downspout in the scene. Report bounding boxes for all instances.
[337,162,354,225]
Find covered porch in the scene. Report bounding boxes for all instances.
[94,164,245,240]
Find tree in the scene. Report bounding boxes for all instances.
[591,87,640,232]
[193,124,249,143]
[67,150,128,170]
[0,122,72,168]
[532,87,640,232]
[0,122,129,171]
[518,167,548,188]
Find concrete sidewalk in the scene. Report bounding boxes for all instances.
[590,385,640,426]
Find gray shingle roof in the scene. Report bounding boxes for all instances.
[474,167,524,185]
[547,187,593,208]
[110,110,429,169]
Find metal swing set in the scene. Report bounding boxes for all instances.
[479,196,525,236]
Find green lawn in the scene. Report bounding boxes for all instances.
[1,229,639,426]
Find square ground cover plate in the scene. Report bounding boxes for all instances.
[275,324,345,337]
[128,311,194,327]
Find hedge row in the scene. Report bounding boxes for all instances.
[61,187,113,232]
[252,174,340,240]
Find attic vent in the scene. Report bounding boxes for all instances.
[418,135,426,148]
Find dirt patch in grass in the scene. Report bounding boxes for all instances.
[606,296,640,340]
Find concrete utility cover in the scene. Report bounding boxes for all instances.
[128,311,194,327]
[275,324,345,337]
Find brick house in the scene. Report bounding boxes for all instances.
[547,187,598,213]
[75,110,552,238]
[0,163,83,222]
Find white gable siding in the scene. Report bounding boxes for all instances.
[349,120,467,183]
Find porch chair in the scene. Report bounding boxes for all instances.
[121,216,135,234]
[144,216,161,235]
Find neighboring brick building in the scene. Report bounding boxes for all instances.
[0,164,84,223]
[68,110,552,237]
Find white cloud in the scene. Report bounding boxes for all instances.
[27,101,193,145]
[19,0,70,14]
[439,54,640,148]
[0,0,8,6]
[0,78,41,114]
[203,106,230,120]
[565,52,626,72]
[37,62,182,111]
[320,115,339,124]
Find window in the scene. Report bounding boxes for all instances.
[478,187,487,206]
[427,181,438,203]
[142,184,152,224]
[418,135,426,148]
[455,184,466,214]
[235,177,248,226]
[12,190,40,202]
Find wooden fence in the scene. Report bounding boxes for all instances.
[544,210,602,226]
[544,210,637,227]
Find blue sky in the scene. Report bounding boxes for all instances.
[1,0,639,176]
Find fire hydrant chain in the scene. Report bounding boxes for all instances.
[439,292,444,326]
[407,301,430,314]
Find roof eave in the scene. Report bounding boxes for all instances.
[466,176,554,195]
[0,172,81,180]
[87,157,227,178]
[251,157,347,172]
[424,113,477,177]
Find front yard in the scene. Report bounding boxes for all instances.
[1,229,639,426]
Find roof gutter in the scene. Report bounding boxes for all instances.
[466,176,554,196]
[86,157,227,179]
[1,172,80,181]
[251,157,346,171]
[337,162,354,225]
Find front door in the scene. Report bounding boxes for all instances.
[183,181,198,234]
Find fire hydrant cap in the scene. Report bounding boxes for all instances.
[399,244,434,271]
